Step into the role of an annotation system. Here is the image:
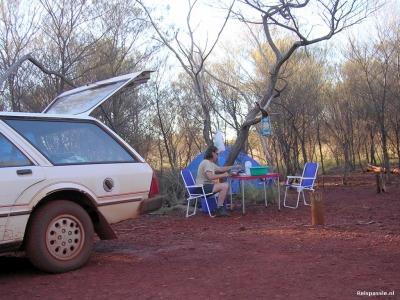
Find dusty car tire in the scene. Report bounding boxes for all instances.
[25,200,94,273]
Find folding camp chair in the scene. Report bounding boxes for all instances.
[181,169,217,218]
[283,162,319,209]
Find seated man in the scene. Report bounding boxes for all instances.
[196,145,240,217]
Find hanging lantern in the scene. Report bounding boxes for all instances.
[261,117,272,136]
[256,102,272,136]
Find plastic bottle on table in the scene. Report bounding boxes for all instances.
[245,161,252,175]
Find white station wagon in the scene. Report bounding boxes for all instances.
[0,71,164,273]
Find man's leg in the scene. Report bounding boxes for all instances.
[213,183,230,217]
[213,182,229,205]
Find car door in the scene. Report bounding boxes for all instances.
[42,71,152,116]
[0,133,45,241]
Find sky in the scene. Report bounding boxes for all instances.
[158,0,385,48]
[159,0,249,49]
[145,0,387,81]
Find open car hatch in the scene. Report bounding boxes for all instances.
[43,71,152,116]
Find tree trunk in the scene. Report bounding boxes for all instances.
[225,117,254,166]
[317,122,325,175]
[376,173,388,194]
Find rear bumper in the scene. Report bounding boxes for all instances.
[139,195,164,215]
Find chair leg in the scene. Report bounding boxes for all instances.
[283,186,288,207]
[283,186,301,209]
[295,190,301,208]
[203,197,216,218]
[302,190,311,206]
[186,198,198,217]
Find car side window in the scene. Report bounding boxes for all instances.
[4,119,137,165]
[0,134,32,167]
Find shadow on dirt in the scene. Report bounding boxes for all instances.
[0,255,45,276]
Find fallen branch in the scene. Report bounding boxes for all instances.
[365,164,400,175]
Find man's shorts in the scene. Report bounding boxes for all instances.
[195,184,214,194]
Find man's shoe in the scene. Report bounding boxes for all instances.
[215,206,230,217]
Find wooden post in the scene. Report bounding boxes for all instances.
[311,192,324,226]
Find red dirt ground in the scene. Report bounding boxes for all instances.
[1,172,399,299]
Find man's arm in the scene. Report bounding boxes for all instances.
[205,170,228,180]
[217,165,241,173]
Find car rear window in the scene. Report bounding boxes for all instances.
[44,80,127,115]
[4,118,137,165]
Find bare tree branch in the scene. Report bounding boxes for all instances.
[137,0,235,146]
[0,54,77,89]
[218,0,381,166]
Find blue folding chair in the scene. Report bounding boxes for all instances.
[181,169,217,218]
[283,162,319,209]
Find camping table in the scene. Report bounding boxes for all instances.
[229,173,281,214]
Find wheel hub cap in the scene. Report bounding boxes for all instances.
[46,215,85,260]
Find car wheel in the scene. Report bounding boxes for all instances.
[26,200,94,273]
